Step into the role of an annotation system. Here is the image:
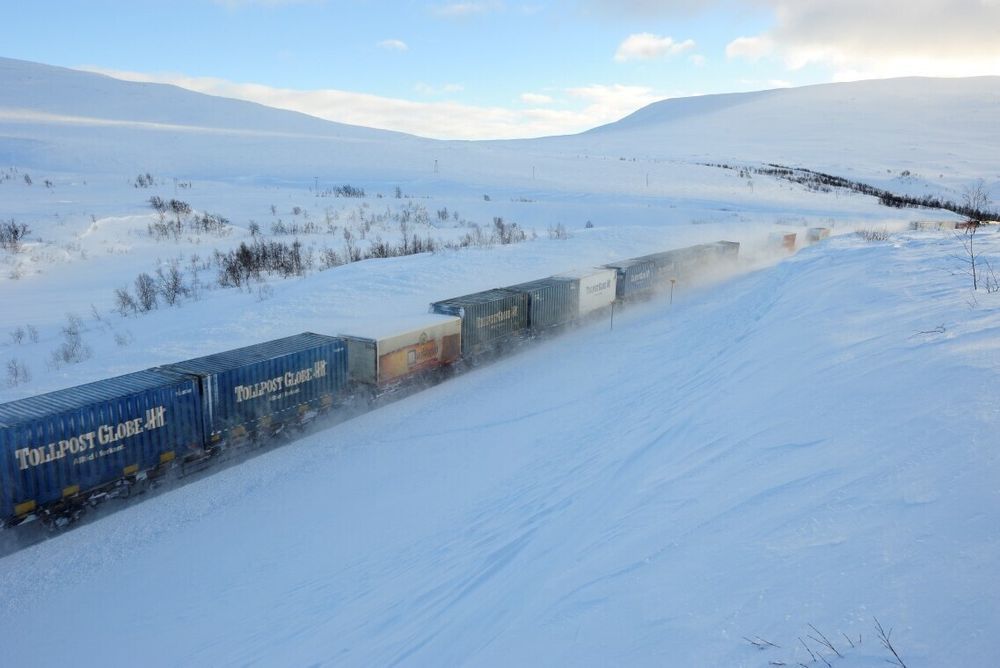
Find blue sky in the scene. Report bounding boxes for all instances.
[4,0,998,139]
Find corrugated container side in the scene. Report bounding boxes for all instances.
[0,369,202,520]
[716,240,741,261]
[605,258,658,299]
[431,290,529,356]
[164,333,348,443]
[344,336,378,386]
[506,278,578,331]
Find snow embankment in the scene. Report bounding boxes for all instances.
[1,230,998,667]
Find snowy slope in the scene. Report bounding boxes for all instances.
[575,77,1000,180]
[1,231,998,667]
[1,56,999,667]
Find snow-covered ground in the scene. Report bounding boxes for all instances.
[2,57,999,666]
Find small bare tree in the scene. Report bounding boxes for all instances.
[134,273,159,312]
[956,180,993,290]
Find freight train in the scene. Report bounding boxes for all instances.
[0,240,739,529]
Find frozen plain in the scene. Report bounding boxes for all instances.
[1,58,999,666]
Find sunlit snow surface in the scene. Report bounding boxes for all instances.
[1,58,999,666]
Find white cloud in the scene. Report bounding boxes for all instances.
[725,36,774,61]
[614,33,695,62]
[726,1,1000,79]
[377,39,408,52]
[80,67,658,139]
[689,54,706,67]
[520,92,554,105]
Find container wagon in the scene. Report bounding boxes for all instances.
[505,277,579,332]
[554,268,617,318]
[163,333,348,451]
[430,289,529,357]
[341,314,461,390]
[0,368,203,527]
[603,257,659,300]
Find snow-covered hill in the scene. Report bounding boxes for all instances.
[571,76,1000,182]
[1,57,999,667]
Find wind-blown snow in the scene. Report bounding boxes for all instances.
[1,57,999,667]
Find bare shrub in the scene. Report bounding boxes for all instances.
[9,327,25,344]
[26,324,38,343]
[856,227,892,242]
[548,223,570,240]
[114,287,138,317]
[157,261,188,305]
[135,272,159,312]
[51,313,91,367]
[0,219,31,252]
[6,358,30,387]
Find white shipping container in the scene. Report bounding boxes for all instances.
[557,268,618,316]
[341,314,461,387]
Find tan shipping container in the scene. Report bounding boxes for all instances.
[342,314,461,387]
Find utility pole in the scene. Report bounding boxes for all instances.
[669,278,676,305]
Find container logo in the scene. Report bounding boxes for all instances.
[13,406,168,471]
[234,359,328,403]
[476,306,519,329]
[585,279,612,295]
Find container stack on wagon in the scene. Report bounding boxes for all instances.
[430,288,530,357]
[554,268,618,318]
[162,333,348,451]
[505,278,579,332]
[0,368,203,526]
[341,314,461,390]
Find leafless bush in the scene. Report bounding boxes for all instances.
[493,217,527,245]
[114,286,139,317]
[50,313,91,368]
[0,219,31,252]
[157,261,188,305]
[548,223,570,240]
[9,327,24,344]
[873,617,907,668]
[135,272,159,312]
[26,324,38,343]
[856,227,892,242]
[319,247,342,270]
[189,212,230,236]
[6,358,30,387]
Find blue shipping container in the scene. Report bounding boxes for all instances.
[604,257,659,299]
[162,333,348,445]
[0,368,203,522]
